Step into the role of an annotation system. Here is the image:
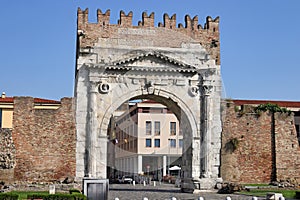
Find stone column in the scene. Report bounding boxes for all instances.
[87,81,98,177]
[200,82,213,178]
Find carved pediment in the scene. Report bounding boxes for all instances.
[109,51,197,73]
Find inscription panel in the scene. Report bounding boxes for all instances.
[118,28,156,35]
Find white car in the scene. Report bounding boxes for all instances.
[175,177,181,187]
[119,176,133,184]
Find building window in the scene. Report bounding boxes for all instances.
[170,122,176,135]
[154,139,160,148]
[169,139,176,148]
[146,139,152,147]
[146,121,152,135]
[154,121,160,135]
[179,139,183,148]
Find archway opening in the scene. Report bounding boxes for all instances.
[106,94,194,185]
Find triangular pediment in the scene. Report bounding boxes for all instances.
[110,51,197,73]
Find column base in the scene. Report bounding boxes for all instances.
[82,178,109,200]
[181,177,223,193]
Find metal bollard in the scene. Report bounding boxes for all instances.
[133,180,135,186]
[153,181,156,187]
[143,181,146,186]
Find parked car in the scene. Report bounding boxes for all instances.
[175,177,181,187]
[118,175,133,184]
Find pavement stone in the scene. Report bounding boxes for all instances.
[108,183,264,200]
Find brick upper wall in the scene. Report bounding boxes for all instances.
[77,8,220,65]
[12,97,76,182]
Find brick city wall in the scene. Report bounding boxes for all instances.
[77,8,220,65]
[274,113,300,183]
[0,128,15,183]
[12,97,76,183]
[1,97,299,184]
[221,100,300,184]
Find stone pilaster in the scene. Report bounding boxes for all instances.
[87,81,98,177]
[200,82,214,178]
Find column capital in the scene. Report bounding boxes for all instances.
[89,81,99,93]
[201,84,214,96]
[197,68,216,80]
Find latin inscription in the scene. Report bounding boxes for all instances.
[118,39,153,46]
[118,28,156,35]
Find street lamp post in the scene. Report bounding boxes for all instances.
[168,140,170,176]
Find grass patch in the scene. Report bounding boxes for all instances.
[5,191,86,200]
[243,183,270,187]
[239,189,299,198]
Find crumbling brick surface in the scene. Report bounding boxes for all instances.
[0,128,15,182]
[274,113,300,184]
[12,97,76,182]
[221,101,300,184]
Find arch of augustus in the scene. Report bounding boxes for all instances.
[74,8,222,192]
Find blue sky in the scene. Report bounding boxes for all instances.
[1,0,299,101]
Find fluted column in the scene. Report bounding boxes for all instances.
[200,81,213,178]
[87,81,98,177]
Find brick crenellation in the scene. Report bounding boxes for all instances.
[78,8,219,31]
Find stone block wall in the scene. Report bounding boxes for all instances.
[12,97,76,182]
[221,100,300,184]
[0,128,15,183]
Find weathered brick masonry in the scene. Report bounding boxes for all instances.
[221,100,300,184]
[12,97,76,182]
[275,112,300,183]
[1,97,299,185]
[0,128,15,182]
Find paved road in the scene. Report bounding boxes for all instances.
[108,183,264,200]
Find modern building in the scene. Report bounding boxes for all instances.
[112,100,183,180]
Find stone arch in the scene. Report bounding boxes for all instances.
[100,87,199,179]
[99,88,198,139]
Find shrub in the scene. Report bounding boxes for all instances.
[295,191,300,199]
[0,193,19,200]
[27,193,86,200]
[69,189,81,194]
[255,103,291,115]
